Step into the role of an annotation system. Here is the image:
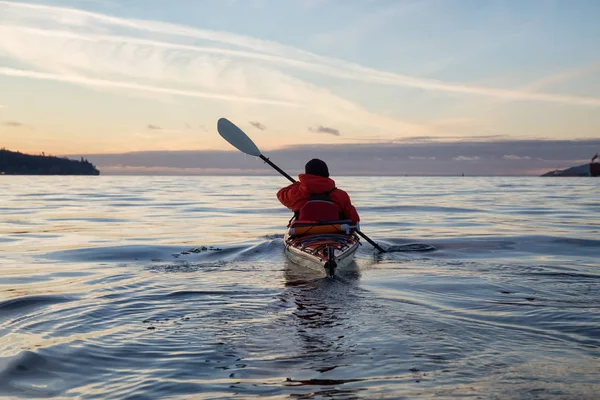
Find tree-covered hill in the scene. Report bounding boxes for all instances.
[0,149,100,175]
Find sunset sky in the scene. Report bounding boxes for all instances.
[1,0,599,175]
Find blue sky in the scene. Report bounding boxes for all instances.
[0,0,599,174]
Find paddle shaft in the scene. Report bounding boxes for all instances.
[258,154,386,253]
[259,155,295,183]
[355,230,386,253]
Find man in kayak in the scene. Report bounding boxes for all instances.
[277,158,360,224]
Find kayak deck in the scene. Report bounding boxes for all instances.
[284,231,360,276]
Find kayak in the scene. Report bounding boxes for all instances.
[283,220,360,277]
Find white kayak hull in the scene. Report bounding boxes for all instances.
[283,232,360,276]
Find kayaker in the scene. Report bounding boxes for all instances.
[277,158,360,224]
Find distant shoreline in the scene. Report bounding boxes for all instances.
[541,162,599,177]
[3,173,588,178]
[0,149,100,175]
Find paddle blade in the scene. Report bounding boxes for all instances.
[217,118,262,157]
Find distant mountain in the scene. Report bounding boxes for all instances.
[0,149,100,175]
[541,163,594,177]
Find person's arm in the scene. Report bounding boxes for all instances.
[335,190,360,223]
[343,201,360,224]
[277,182,302,209]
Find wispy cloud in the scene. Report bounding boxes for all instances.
[409,156,436,160]
[503,155,532,160]
[523,61,600,92]
[0,0,598,112]
[249,121,266,130]
[0,68,300,107]
[453,156,480,161]
[313,1,425,54]
[395,135,507,143]
[74,0,120,8]
[0,7,422,137]
[3,120,26,127]
[310,125,340,136]
[147,124,162,130]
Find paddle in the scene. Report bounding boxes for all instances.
[217,117,387,253]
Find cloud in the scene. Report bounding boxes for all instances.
[310,125,340,136]
[249,121,266,130]
[97,165,268,175]
[0,0,599,112]
[523,62,600,92]
[0,12,422,136]
[0,67,300,107]
[313,2,423,54]
[3,120,25,127]
[503,155,532,160]
[453,156,481,161]
[409,156,436,160]
[69,139,600,176]
[391,135,507,143]
[147,124,162,130]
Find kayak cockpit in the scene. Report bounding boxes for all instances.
[284,220,360,277]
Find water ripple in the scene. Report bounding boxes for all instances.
[1,176,599,399]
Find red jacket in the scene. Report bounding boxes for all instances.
[277,174,360,223]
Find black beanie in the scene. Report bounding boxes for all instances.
[305,158,329,178]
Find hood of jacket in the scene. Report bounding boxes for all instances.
[298,174,336,194]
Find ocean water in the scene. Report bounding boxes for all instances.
[1,176,599,399]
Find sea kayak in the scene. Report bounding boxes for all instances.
[283,220,360,277]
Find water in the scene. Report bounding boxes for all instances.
[1,176,599,399]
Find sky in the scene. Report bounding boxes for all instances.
[0,0,599,175]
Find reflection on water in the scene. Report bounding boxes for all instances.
[280,264,367,397]
[284,264,361,353]
[1,176,599,399]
